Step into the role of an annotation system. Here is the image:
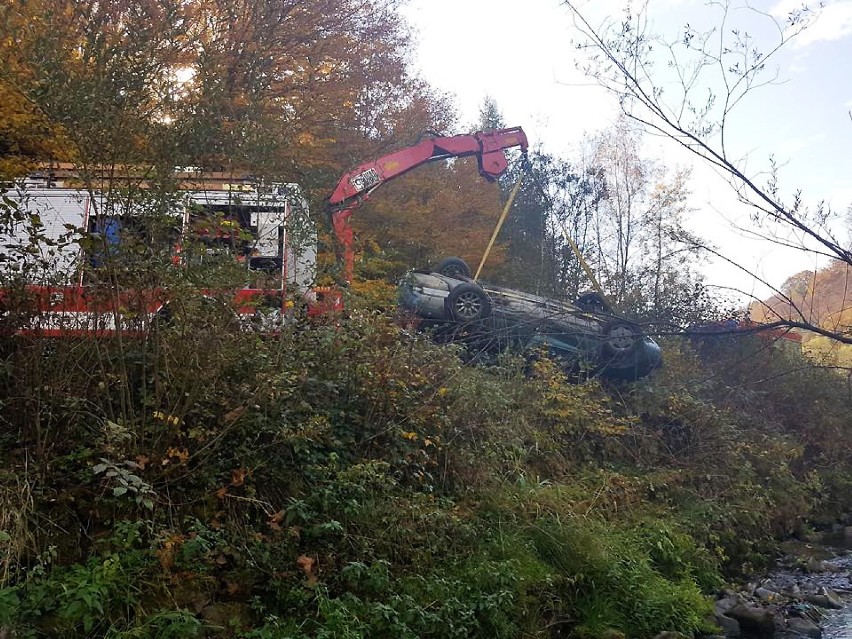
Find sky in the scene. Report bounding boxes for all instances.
[400,0,852,301]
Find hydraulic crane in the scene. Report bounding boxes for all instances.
[326,127,529,282]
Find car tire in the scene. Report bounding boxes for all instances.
[446,282,491,322]
[434,256,472,279]
[575,292,611,314]
[602,321,639,356]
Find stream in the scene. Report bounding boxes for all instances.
[764,537,852,639]
[823,607,852,639]
[710,534,852,639]
[815,550,852,639]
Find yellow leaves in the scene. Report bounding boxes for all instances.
[153,410,182,427]
[401,430,418,441]
[355,159,506,271]
[161,447,189,466]
[349,279,397,307]
[297,132,317,147]
[0,79,71,176]
[528,355,630,437]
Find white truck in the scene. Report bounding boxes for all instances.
[0,176,335,335]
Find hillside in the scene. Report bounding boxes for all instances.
[749,260,852,365]
[2,285,852,638]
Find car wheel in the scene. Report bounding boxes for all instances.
[446,282,491,322]
[575,292,611,313]
[434,256,472,279]
[602,321,639,356]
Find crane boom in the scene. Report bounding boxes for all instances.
[327,127,528,282]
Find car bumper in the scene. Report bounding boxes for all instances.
[398,273,454,320]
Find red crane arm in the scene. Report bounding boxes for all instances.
[327,127,528,283]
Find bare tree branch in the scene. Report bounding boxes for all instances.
[564,0,852,345]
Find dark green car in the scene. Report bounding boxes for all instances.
[398,258,662,381]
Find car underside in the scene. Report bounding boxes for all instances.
[398,258,662,381]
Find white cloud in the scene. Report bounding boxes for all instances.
[775,132,827,157]
[772,0,852,48]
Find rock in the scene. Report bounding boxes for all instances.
[844,526,852,541]
[805,558,828,573]
[819,587,842,603]
[782,583,803,598]
[715,595,743,615]
[755,586,782,602]
[714,613,742,638]
[727,604,776,638]
[787,602,825,623]
[653,632,689,639]
[802,593,843,610]
[786,617,821,638]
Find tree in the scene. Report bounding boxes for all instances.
[588,118,647,304]
[0,0,421,184]
[351,153,505,277]
[563,0,852,344]
[1,0,466,289]
[469,97,553,291]
[0,79,69,178]
[477,95,505,132]
[557,118,708,324]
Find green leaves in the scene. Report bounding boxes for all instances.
[92,458,156,510]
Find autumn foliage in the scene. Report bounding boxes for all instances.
[3,2,852,637]
[750,261,852,365]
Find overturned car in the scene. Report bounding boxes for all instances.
[398,258,662,381]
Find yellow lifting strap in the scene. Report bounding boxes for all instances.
[475,169,607,302]
[474,174,524,280]
[557,221,605,297]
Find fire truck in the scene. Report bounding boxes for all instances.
[0,167,324,335]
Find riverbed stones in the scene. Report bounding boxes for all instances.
[805,558,830,574]
[727,604,776,638]
[803,591,843,610]
[785,617,822,638]
[716,595,744,615]
[712,543,852,639]
[714,612,742,637]
[755,587,783,603]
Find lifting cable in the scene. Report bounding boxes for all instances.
[557,220,605,298]
[474,173,524,281]
[523,158,607,300]
[475,158,607,302]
